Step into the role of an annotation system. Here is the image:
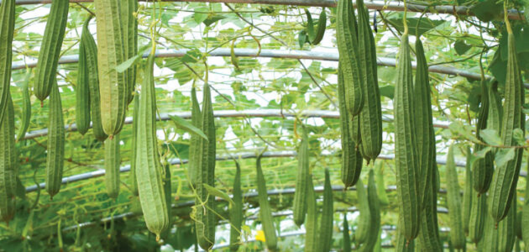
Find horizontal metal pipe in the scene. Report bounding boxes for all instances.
[6,0,524,20]
[27,149,526,193]
[20,109,450,140]
[14,48,524,88]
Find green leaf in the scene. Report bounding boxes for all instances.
[473,146,492,161]
[522,104,529,114]
[449,121,480,143]
[470,0,503,22]
[298,30,307,49]
[512,128,525,145]
[479,129,502,146]
[489,48,507,85]
[193,7,209,23]
[169,115,208,141]
[116,54,142,73]
[454,40,471,55]
[203,184,235,206]
[163,142,190,160]
[204,15,226,26]
[115,44,151,73]
[386,17,446,36]
[181,49,202,63]
[495,148,515,167]
[379,85,394,99]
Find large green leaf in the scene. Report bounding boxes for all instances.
[386,17,446,36]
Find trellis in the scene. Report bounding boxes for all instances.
[5,0,525,21]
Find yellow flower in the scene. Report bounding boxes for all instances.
[255,230,266,242]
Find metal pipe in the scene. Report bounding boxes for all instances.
[26,149,526,193]
[6,0,524,20]
[19,150,440,192]
[20,109,450,140]
[14,48,524,87]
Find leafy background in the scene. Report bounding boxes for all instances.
[2,0,529,251]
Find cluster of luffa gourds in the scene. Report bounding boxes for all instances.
[0,0,176,242]
[335,0,526,250]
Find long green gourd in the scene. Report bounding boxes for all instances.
[354,179,371,245]
[374,232,382,252]
[462,147,472,236]
[318,168,334,252]
[135,54,169,240]
[0,189,14,224]
[121,0,138,104]
[0,0,15,127]
[336,0,363,117]
[417,164,442,251]
[229,160,242,252]
[358,169,380,252]
[46,83,65,199]
[414,37,435,207]
[523,160,529,251]
[305,10,315,44]
[94,0,128,137]
[130,92,139,196]
[255,151,278,251]
[472,79,493,194]
[76,17,92,136]
[468,191,486,245]
[351,110,361,146]
[293,126,309,227]
[498,198,516,252]
[0,95,16,223]
[187,86,202,187]
[34,0,69,102]
[375,162,389,206]
[516,211,522,241]
[446,144,465,249]
[311,8,326,45]
[488,16,525,223]
[487,80,503,137]
[343,213,351,252]
[338,66,363,188]
[104,133,120,199]
[394,30,420,242]
[16,72,31,141]
[0,94,17,200]
[195,81,217,250]
[414,34,442,252]
[304,175,318,252]
[159,163,173,240]
[357,0,382,162]
[479,205,499,251]
[395,217,415,252]
[81,15,107,142]
[14,175,24,200]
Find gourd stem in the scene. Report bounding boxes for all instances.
[504,0,512,34]
[403,0,408,34]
